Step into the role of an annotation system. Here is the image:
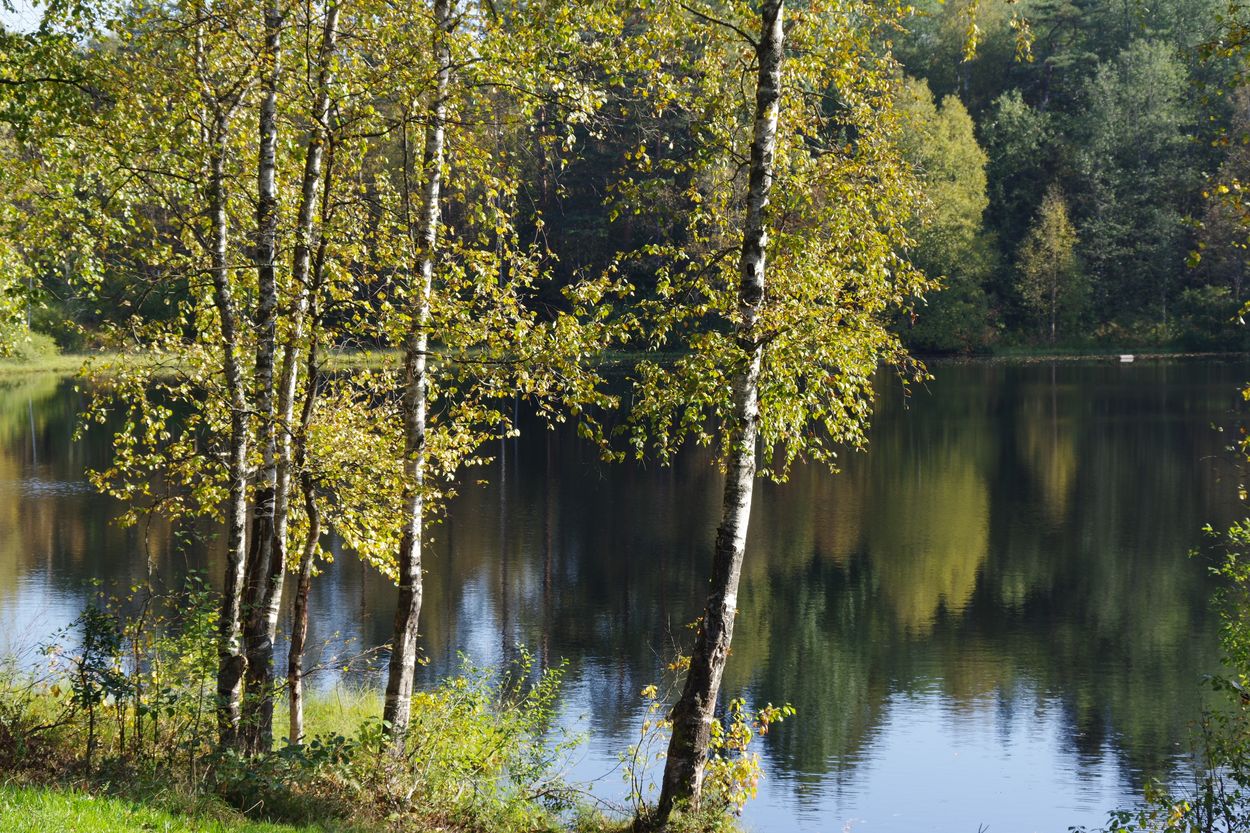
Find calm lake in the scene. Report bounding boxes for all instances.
[1,358,1247,832]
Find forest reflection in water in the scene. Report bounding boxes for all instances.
[0,359,1244,831]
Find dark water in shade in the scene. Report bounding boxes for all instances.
[1,358,1248,832]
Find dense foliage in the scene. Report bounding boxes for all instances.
[899,0,1249,351]
[3,0,1250,355]
[5,0,1250,355]
[0,0,932,825]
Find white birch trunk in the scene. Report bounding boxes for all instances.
[655,1,784,822]
[286,335,322,746]
[241,0,285,754]
[286,82,338,748]
[383,0,452,752]
[253,0,340,750]
[206,110,251,750]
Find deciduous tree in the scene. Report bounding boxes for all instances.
[617,0,930,822]
[1017,183,1081,342]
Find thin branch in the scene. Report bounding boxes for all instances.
[679,2,758,49]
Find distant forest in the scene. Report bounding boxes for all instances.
[894,0,1249,352]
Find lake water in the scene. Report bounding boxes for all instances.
[1,359,1247,832]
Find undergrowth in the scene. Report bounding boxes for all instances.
[0,580,764,833]
[0,579,589,832]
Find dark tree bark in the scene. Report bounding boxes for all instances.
[655,1,784,824]
[383,0,452,752]
[286,335,322,746]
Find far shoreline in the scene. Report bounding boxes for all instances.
[3,345,1248,378]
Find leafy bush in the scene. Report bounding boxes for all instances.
[211,652,582,831]
[2,330,60,362]
[623,669,792,832]
[0,660,73,771]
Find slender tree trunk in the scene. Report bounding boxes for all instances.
[287,108,338,748]
[383,0,452,752]
[655,2,783,824]
[1049,282,1057,344]
[287,338,321,746]
[273,1,338,572]
[245,0,339,753]
[242,0,285,755]
[286,484,318,745]
[206,110,250,750]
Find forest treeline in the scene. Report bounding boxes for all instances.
[3,0,1250,354]
[899,0,1250,351]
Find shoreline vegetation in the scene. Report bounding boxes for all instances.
[0,666,758,833]
[0,785,351,833]
[0,688,730,833]
[0,580,759,833]
[0,653,646,833]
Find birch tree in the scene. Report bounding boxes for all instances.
[237,0,286,755]
[354,0,626,750]
[617,0,930,822]
[67,0,266,748]
[238,0,348,755]
[1017,183,1081,343]
[40,0,362,753]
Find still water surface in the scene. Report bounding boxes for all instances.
[1,359,1247,832]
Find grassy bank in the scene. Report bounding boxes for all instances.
[0,349,402,377]
[0,678,617,832]
[7,344,1249,379]
[0,348,173,376]
[0,352,95,375]
[0,785,347,833]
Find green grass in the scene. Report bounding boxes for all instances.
[0,348,395,377]
[0,786,342,833]
[0,349,143,376]
[281,684,381,741]
[5,344,1244,380]
[0,346,644,379]
[0,355,86,375]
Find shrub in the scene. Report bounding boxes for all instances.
[624,669,792,832]
[212,653,581,831]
